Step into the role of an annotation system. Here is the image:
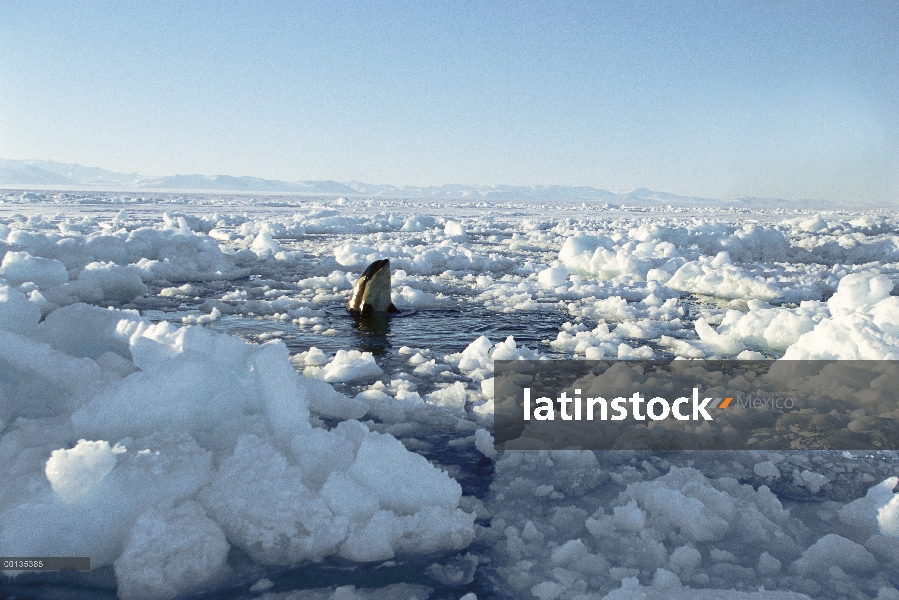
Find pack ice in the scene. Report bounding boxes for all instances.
[1,196,899,599]
[0,300,474,599]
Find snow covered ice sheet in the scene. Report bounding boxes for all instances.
[0,191,898,599]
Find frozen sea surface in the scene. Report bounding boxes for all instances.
[1,190,898,600]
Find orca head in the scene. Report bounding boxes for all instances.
[347,259,399,316]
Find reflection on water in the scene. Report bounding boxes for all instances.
[349,312,393,356]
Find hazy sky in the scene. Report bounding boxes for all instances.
[1,1,897,202]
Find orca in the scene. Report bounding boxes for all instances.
[347,259,399,316]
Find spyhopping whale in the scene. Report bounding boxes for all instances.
[347,259,399,316]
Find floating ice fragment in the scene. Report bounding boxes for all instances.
[757,551,782,576]
[294,346,329,366]
[321,350,384,383]
[754,461,781,479]
[474,428,496,459]
[402,215,436,232]
[537,264,568,287]
[783,273,899,359]
[248,578,274,593]
[0,285,41,334]
[530,580,564,600]
[425,553,478,586]
[57,261,149,303]
[201,434,348,565]
[182,307,220,324]
[794,469,829,494]
[612,499,646,532]
[879,491,899,537]
[0,251,69,287]
[840,477,899,537]
[444,220,465,238]
[159,284,195,297]
[652,567,682,589]
[392,285,451,308]
[827,273,892,318]
[444,335,540,381]
[694,317,745,356]
[424,382,468,410]
[791,533,877,576]
[249,224,282,258]
[667,258,782,301]
[668,545,701,573]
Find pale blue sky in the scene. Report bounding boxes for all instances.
[1,1,897,202]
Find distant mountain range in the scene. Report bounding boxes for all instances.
[0,158,842,206]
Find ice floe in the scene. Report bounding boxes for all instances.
[1,194,898,599]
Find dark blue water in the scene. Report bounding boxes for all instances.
[218,303,568,357]
[145,301,574,397]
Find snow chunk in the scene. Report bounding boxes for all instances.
[250,224,282,258]
[794,469,829,494]
[474,428,497,459]
[444,335,542,380]
[425,382,468,410]
[402,215,436,232]
[34,302,137,359]
[444,220,466,238]
[668,545,701,573]
[754,461,781,479]
[45,439,119,502]
[667,254,782,301]
[201,434,348,565]
[716,304,822,355]
[799,215,828,232]
[840,477,899,537]
[159,284,195,297]
[339,505,475,563]
[0,284,41,334]
[694,317,745,356]
[348,430,462,515]
[827,273,892,318]
[791,533,877,576]
[392,285,451,309]
[538,264,568,287]
[612,500,647,532]
[1,251,68,287]
[321,350,384,383]
[783,273,899,359]
[3,432,213,570]
[558,233,667,281]
[621,466,790,548]
[114,501,228,600]
[70,261,148,302]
